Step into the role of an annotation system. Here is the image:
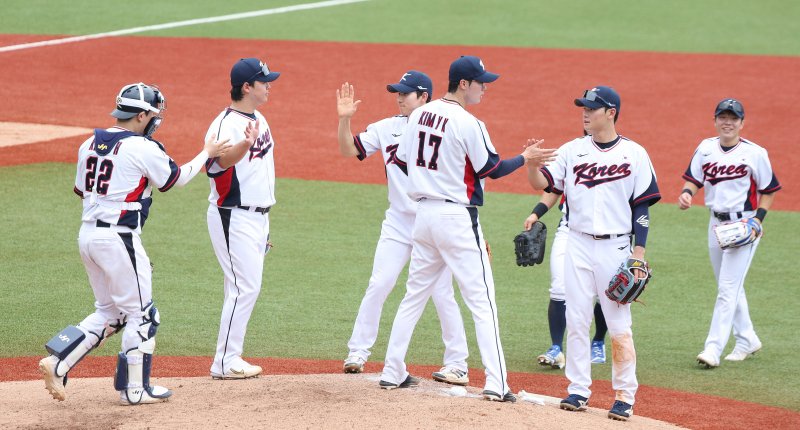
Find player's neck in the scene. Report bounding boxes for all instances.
[230,99,258,114]
[719,135,739,147]
[443,92,465,108]
[591,126,617,143]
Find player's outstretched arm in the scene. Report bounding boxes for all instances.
[523,191,559,230]
[678,181,699,210]
[172,133,232,188]
[216,120,258,170]
[337,82,361,157]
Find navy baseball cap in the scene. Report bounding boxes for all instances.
[448,56,499,83]
[575,86,620,111]
[230,58,280,86]
[386,70,433,95]
[714,98,745,119]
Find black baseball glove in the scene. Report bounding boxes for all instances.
[514,221,547,267]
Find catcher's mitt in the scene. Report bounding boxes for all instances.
[713,218,762,249]
[606,258,652,305]
[514,221,547,266]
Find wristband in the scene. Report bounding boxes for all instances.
[755,208,767,222]
[682,188,694,197]
[532,202,549,218]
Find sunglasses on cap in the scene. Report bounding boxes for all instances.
[583,89,616,108]
[246,62,271,83]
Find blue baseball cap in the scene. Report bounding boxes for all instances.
[574,86,621,111]
[714,98,745,119]
[448,56,499,83]
[230,58,280,86]
[386,70,433,96]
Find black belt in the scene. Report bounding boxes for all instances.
[582,232,627,240]
[96,220,111,228]
[713,211,743,222]
[237,205,270,214]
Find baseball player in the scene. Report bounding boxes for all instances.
[336,71,470,385]
[206,57,280,380]
[379,55,555,401]
[528,86,660,421]
[39,83,233,404]
[523,192,609,369]
[678,98,781,368]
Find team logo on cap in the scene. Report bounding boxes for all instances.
[401,73,411,81]
[479,60,486,71]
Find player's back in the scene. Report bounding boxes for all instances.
[402,99,497,206]
[75,127,178,231]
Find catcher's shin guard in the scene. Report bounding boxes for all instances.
[116,302,172,405]
[42,318,127,395]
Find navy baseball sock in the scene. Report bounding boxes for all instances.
[593,302,608,342]
[548,299,566,347]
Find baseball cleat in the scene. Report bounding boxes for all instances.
[560,394,589,411]
[119,386,172,405]
[39,356,66,401]
[482,390,517,403]
[379,375,419,390]
[608,400,634,421]
[696,350,720,368]
[724,340,762,362]
[211,362,263,380]
[431,367,469,386]
[591,340,606,364]
[537,345,565,369]
[343,356,366,374]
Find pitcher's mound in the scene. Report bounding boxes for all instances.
[3,373,683,429]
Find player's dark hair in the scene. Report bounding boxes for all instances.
[230,81,254,101]
[605,107,619,123]
[448,80,470,93]
[416,90,431,103]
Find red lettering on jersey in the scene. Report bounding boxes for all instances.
[702,162,748,185]
[423,113,436,128]
[573,162,632,188]
[440,118,448,133]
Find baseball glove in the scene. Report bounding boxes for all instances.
[606,258,652,305]
[713,218,762,249]
[514,221,547,267]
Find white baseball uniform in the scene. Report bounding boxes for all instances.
[346,115,469,369]
[549,198,569,301]
[540,134,660,404]
[206,108,275,376]
[682,136,781,360]
[381,98,514,396]
[72,126,180,373]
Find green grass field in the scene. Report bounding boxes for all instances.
[1,164,798,410]
[2,0,799,414]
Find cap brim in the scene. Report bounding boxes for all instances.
[574,98,604,109]
[474,71,499,83]
[386,83,418,93]
[110,109,138,120]
[714,108,744,119]
[253,71,281,83]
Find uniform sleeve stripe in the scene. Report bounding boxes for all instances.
[681,174,703,187]
[73,186,84,198]
[354,135,367,161]
[158,161,181,192]
[633,192,661,206]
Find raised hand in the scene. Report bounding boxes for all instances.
[522,138,557,167]
[204,133,232,158]
[243,120,259,147]
[336,82,362,119]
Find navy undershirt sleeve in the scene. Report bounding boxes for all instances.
[487,155,524,179]
[631,202,649,248]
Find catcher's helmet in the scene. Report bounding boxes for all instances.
[110,83,165,120]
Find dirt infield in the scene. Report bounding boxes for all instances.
[2,356,799,430]
[0,35,795,209]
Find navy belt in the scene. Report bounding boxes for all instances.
[237,205,270,214]
[96,220,111,228]
[713,211,743,222]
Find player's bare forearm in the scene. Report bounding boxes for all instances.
[758,192,775,211]
[540,191,559,208]
[337,117,359,158]
[631,246,645,260]
[678,181,699,210]
[527,165,549,190]
[216,138,251,170]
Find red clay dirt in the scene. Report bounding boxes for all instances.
[1,34,798,429]
[0,35,796,210]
